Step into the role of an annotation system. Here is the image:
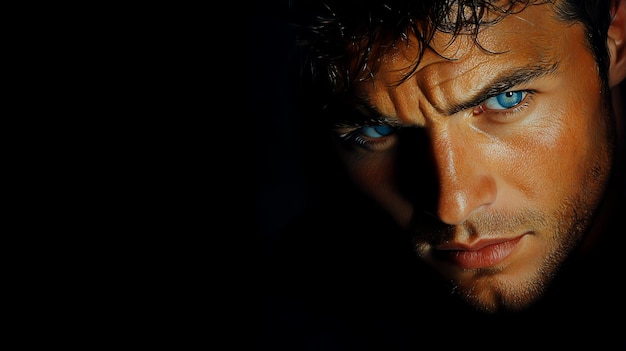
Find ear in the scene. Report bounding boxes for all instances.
[608,0,626,88]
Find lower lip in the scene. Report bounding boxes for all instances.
[442,236,524,269]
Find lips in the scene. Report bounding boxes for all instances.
[435,236,524,269]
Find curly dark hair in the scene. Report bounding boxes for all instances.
[288,0,617,113]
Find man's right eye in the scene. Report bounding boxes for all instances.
[359,125,395,138]
[336,125,399,151]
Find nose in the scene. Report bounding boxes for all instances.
[429,127,497,225]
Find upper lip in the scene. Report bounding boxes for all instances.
[436,236,523,251]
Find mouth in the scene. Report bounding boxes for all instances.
[434,235,525,269]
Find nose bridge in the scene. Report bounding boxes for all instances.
[429,124,495,225]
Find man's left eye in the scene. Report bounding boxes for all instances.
[483,91,527,110]
[359,125,395,138]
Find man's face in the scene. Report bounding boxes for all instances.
[332,4,615,312]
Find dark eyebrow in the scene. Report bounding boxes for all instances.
[443,61,559,115]
[329,99,406,129]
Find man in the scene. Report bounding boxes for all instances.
[262,0,626,348]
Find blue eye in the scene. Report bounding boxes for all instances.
[483,91,527,110]
[336,124,400,151]
[360,125,395,138]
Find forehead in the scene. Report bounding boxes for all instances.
[351,3,583,118]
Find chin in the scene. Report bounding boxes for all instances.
[451,265,549,313]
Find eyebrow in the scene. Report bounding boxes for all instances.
[442,61,559,115]
[330,98,407,129]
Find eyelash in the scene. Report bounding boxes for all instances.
[337,128,398,151]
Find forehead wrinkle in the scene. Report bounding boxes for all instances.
[356,59,425,125]
[387,80,428,125]
[355,32,469,124]
[414,54,480,115]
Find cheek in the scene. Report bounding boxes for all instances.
[341,150,398,192]
[549,95,608,168]
[340,148,415,226]
[509,103,608,199]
